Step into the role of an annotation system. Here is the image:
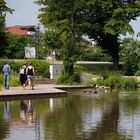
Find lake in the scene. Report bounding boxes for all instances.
[0,89,140,140]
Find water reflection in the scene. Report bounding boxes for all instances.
[3,102,10,121]
[0,90,140,139]
[20,100,35,123]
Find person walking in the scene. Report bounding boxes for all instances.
[3,62,10,90]
[19,63,27,89]
[26,63,35,90]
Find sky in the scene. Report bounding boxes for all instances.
[6,0,40,26]
[5,0,140,38]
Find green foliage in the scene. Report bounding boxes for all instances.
[122,78,137,89]
[43,29,63,50]
[56,73,80,85]
[80,47,111,61]
[0,59,50,78]
[135,63,140,76]
[120,38,140,76]
[35,0,140,68]
[0,73,3,83]
[96,75,138,89]
[107,74,122,88]
[0,73,20,88]
[2,33,34,59]
[26,59,50,78]
[10,74,20,87]
[0,73,3,89]
[0,0,13,55]
[0,0,13,31]
[60,35,81,76]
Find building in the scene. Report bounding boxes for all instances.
[5,25,36,36]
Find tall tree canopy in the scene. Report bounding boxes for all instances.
[0,0,13,54]
[36,0,140,69]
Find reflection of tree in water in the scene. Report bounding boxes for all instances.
[43,93,131,140]
[88,94,123,140]
[0,120,9,140]
[120,93,139,114]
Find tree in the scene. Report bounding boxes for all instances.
[79,0,140,69]
[2,33,34,59]
[120,38,140,75]
[36,0,83,76]
[42,29,63,60]
[0,0,13,55]
[36,0,140,70]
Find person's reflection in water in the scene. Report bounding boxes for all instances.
[27,100,34,123]
[3,101,10,121]
[20,101,28,121]
[20,100,35,124]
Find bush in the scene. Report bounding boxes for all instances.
[80,48,111,61]
[123,56,138,76]
[0,59,50,78]
[107,75,122,88]
[122,77,137,89]
[56,73,80,85]
[10,74,20,87]
[95,74,138,89]
[135,63,140,76]
[26,59,50,78]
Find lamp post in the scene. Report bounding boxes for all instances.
[35,23,40,44]
[35,23,40,58]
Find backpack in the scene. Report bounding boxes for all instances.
[20,66,26,74]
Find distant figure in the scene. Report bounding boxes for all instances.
[26,63,35,90]
[19,63,27,89]
[3,62,10,90]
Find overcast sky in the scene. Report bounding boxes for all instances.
[5,0,140,37]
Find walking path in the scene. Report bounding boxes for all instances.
[0,84,92,101]
[0,84,67,100]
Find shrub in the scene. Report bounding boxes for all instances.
[10,74,20,87]
[95,74,137,89]
[122,77,137,89]
[107,75,122,88]
[56,73,80,85]
[26,59,50,78]
[0,59,50,78]
[96,78,107,86]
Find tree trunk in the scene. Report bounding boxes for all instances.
[100,34,119,70]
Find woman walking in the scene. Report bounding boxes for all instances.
[19,63,27,89]
[26,63,35,90]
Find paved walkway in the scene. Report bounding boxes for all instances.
[0,84,67,100]
[0,84,92,101]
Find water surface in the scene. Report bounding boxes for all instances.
[0,89,140,140]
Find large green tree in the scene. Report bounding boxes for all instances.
[36,0,83,76]
[4,33,34,59]
[0,0,13,55]
[80,0,140,69]
[36,0,140,70]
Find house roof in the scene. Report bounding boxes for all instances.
[5,25,36,36]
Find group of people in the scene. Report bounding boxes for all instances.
[3,62,35,90]
[19,63,35,90]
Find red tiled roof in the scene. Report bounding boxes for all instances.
[5,25,36,36]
